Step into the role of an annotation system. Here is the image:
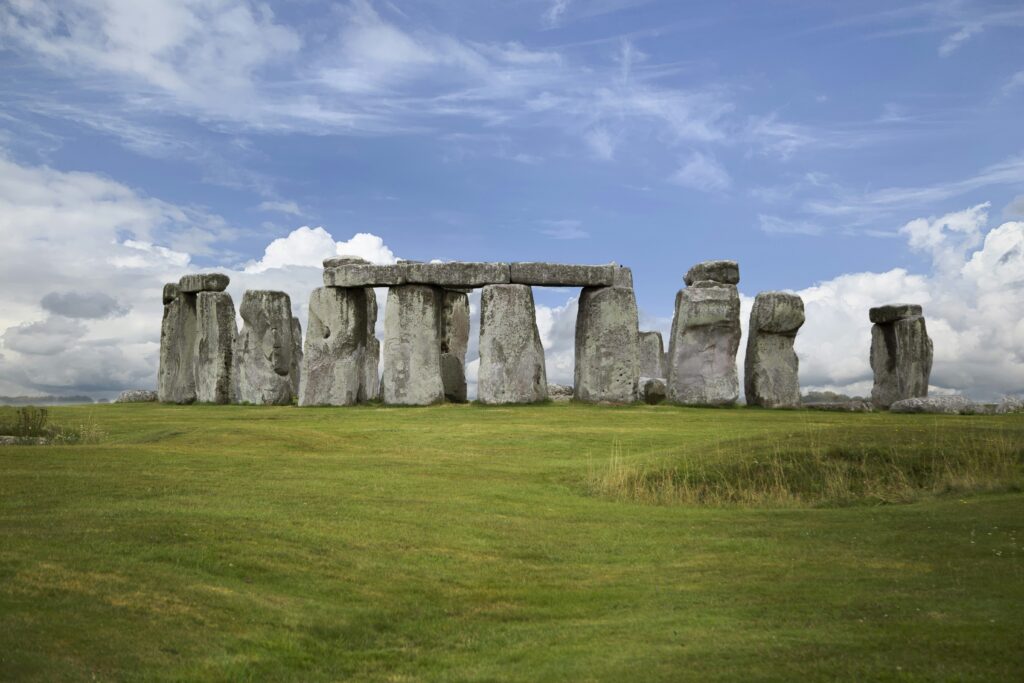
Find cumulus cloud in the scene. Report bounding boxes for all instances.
[670,152,731,192]
[40,291,130,319]
[245,227,398,272]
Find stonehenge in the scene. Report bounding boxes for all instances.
[441,290,470,402]
[195,291,238,404]
[478,284,547,404]
[744,292,805,408]
[574,283,640,403]
[381,285,446,405]
[666,262,742,405]
[298,286,375,406]
[639,331,666,379]
[236,290,299,405]
[869,304,933,409]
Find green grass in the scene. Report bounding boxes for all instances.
[1,403,1022,681]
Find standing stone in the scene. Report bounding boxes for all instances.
[290,317,303,399]
[478,284,547,404]
[381,285,445,405]
[363,289,381,401]
[667,262,742,406]
[639,331,666,379]
[236,290,297,405]
[441,290,470,402]
[574,286,640,403]
[157,283,198,404]
[194,291,237,404]
[744,292,804,408]
[299,287,374,406]
[869,303,933,409]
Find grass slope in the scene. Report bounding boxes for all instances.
[1,403,1022,681]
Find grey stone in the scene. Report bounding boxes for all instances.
[666,283,741,406]
[869,303,923,325]
[322,255,369,268]
[996,396,1024,414]
[162,283,180,305]
[478,285,547,404]
[548,384,573,401]
[509,262,615,287]
[381,285,445,405]
[870,308,933,409]
[195,291,237,404]
[744,292,804,408]
[405,262,509,287]
[574,286,640,403]
[324,263,407,288]
[440,291,470,402]
[299,287,374,406]
[178,273,229,293]
[363,290,380,401]
[115,390,158,403]
[236,290,297,405]
[642,377,667,404]
[158,285,197,404]
[612,266,634,289]
[290,317,302,399]
[684,260,739,287]
[639,331,666,379]
[804,401,874,412]
[889,395,977,414]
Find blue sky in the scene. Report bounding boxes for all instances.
[0,0,1022,399]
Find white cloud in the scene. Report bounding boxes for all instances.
[670,152,731,192]
[584,127,616,160]
[939,24,983,56]
[539,219,589,240]
[1003,70,1024,97]
[543,0,572,28]
[258,200,304,216]
[1004,194,1024,219]
[758,214,822,236]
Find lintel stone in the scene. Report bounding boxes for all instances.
[869,303,923,324]
[179,273,229,293]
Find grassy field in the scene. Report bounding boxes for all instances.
[1,403,1022,681]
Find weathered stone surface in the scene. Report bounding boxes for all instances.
[889,395,977,414]
[162,283,180,305]
[575,286,640,403]
[299,287,374,406]
[870,308,933,409]
[440,291,470,402]
[178,273,229,293]
[612,266,633,289]
[290,317,302,399]
[194,291,237,404]
[236,290,297,405]
[548,384,573,401]
[478,285,547,404]
[158,286,197,404]
[324,263,406,288]
[115,390,158,403]
[667,283,741,406]
[745,292,804,408]
[381,285,445,405]
[639,331,666,379]
[324,262,509,288]
[509,263,614,287]
[684,260,739,286]
[363,290,380,401]
[869,303,923,325]
[642,377,667,404]
[322,255,369,268]
[804,400,874,412]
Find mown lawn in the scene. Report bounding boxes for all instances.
[1,403,1022,681]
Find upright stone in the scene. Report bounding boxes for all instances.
[744,292,804,408]
[574,286,640,403]
[441,290,470,402]
[194,291,237,403]
[478,285,547,404]
[236,290,297,405]
[667,261,742,406]
[869,303,933,409]
[381,285,445,405]
[299,287,373,406]
[639,331,666,379]
[363,289,380,401]
[290,317,303,399]
[157,283,198,404]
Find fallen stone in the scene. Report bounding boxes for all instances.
[236,290,298,405]
[870,306,933,409]
[575,286,640,403]
[666,283,741,406]
[642,377,667,404]
[194,291,237,404]
[299,287,374,406]
[804,401,874,412]
[869,303,923,325]
[889,395,977,414]
[548,384,573,402]
[744,292,804,408]
[478,284,547,404]
[178,273,229,293]
[381,285,445,405]
[441,291,470,402]
[684,260,739,286]
[115,390,158,403]
[639,331,666,379]
[158,285,197,404]
[509,263,615,287]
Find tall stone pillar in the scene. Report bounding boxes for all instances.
[667,260,741,406]
[381,285,445,405]
[574,284,640,403]
[289,316,303,400]
[441,290,470,402]
[158,283,198,404]
[744,292,804,408]
[299,286,378,406]
[869,304,933,409]
[195,291,237,404]
[236,290,298,405]
[363,289,381,401]
[478,284,547,404]
[639,331,666,379]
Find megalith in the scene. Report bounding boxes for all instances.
[744,292,804,408]
[574,286,640,403]
[363,290,380,401]
[290,316,303,399]
[194,291,237,404]
[299,287,379,406]
[441,290,470,402]
[158,282,198,404]
[381,285,445,405]
[667,261,741,405]
[639,331,666,379]
[478,284,547,404]
[236,290,298,405]
[869,304,933,409]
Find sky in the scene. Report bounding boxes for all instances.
[0,0,1022,400]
